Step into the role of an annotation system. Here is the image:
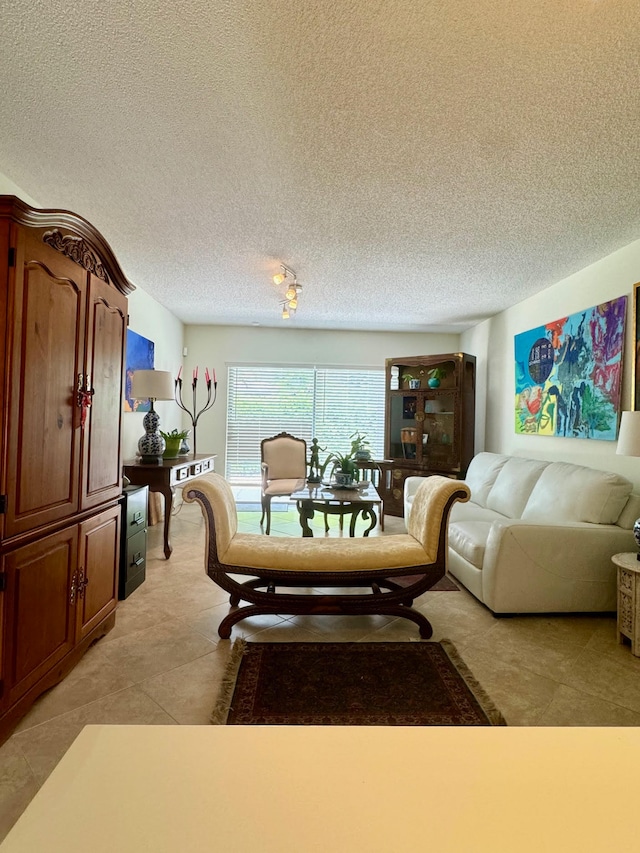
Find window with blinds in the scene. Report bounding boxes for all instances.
[225,364,386,482]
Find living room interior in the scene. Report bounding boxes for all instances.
[2,0,640,846]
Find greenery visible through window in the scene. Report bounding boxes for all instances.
[225,364,386,482]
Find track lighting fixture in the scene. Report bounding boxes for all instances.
[272,263,302,320]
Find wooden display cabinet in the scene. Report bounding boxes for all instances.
[384,353,476,516]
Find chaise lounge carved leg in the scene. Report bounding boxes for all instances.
[229,577,277,606]
[376,606,433,639]
[371,578,416,606]
[218,602,433,640]
[218,605,277,639]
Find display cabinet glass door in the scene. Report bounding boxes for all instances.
[389,392,457,470]
[422,392,457,471]
[390,395,420,460]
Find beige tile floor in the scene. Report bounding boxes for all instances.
[1,487,640,839]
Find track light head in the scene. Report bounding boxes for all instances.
[272,263,302,320]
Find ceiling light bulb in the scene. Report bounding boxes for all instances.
[288,298,298,310]
[285,286,296,300]
[295,283,303,294]
[273,272,286,286]
[282,306,290,319]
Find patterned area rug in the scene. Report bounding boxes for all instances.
[213,640,505,726]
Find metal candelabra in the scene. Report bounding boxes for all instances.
[174,366,217,457]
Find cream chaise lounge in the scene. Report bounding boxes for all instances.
[184,472,470,639]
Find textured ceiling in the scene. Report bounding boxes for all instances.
[1,1,640,332]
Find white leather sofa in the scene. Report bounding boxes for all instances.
[404,452,640,613]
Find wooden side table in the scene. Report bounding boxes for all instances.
[123,454,216,559]
[612,552,640,655]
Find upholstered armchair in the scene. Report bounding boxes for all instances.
[260,432,307,534]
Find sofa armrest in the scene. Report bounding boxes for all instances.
[480,519,634,612]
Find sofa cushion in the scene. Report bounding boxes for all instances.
[448,521,493,569]
[521,462,632,524]
[449,501,508,525]
[486,457,548,519]
[464,452,510,507]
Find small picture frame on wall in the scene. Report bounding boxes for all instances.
[634,282,640,411]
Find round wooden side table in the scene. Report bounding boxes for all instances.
[612,552,640,656]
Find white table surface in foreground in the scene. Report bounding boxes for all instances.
[2,725,639,852]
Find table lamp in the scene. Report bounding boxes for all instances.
[616,410,640,557]
[131,370,175,464]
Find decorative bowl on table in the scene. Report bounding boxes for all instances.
[323,479,368,491]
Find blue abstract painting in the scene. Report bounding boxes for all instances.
[124,330,155,412]
[514,296,627,440]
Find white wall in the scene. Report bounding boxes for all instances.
[0,174,39,205]
[124,288,185,460]
[461,239,640,490]
[0,172,185,460]
[183,326,461,473]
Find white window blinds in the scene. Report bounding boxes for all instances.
[225,365,386,482]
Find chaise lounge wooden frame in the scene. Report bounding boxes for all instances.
[184,473,470,639]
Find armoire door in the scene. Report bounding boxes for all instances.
[3,226,86,538]
[2,525,78,707]
[80,273,128,511]
[76,505,120,642]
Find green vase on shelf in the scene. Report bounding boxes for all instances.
[427,367,447,389]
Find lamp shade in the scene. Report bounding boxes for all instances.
[616,411,640,457]
[130,370,174,401]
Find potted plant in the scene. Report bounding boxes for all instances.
[349,431,371,460]
[160,428,190,459]
[403,372,421,389]
[326,432,370,485]
[427,367,447,388]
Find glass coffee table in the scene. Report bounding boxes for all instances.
[289,481,382,537]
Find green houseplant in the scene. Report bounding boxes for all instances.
[403,372,421,389]
[427,367,448,388]
[160,428,190,459]
[326,432,370,485]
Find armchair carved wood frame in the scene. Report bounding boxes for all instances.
[260,431,307,535]
[185,473,470,640]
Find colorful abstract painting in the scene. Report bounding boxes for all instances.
[124,330,155,412]
[514,297,627,440]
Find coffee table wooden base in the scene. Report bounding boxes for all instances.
[296,499,378,537]
[290,482,382,538]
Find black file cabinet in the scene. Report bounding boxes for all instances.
[119,485,148,599]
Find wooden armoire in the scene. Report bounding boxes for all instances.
[0,196,132,741]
